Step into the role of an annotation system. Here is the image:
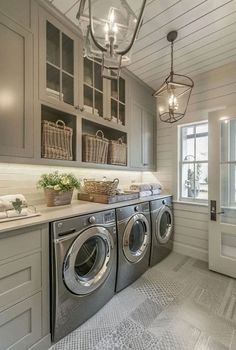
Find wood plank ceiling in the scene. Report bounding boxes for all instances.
[47,0,236,90]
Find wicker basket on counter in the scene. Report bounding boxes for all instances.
[41,120,73,160]
[82,130,109,164]
[83,178,119,196]
[108,138,127,166]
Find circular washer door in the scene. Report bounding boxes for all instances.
[123,213,150,263]
[63,226,114,295]
[157,206,173,244]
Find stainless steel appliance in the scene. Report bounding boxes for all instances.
[116,202,151,292]
[50,210,117,342]
[149,196,174,266]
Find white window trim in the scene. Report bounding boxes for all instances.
[178,120,208,204]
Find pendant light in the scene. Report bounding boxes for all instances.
[154,31,194,123]
[77,0,147,79]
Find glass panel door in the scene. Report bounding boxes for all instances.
[208,108,236,278]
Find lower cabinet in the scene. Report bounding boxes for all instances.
[0,224,51,350]
[0,293,42,350]
[130,102,156,170]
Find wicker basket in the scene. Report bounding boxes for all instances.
[41,120,73,160]
[83,178,119,196]
[44,188,73,207]
[108,138,127,166]
[82,130,109,164]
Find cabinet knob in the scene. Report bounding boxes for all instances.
[74,105,84,112]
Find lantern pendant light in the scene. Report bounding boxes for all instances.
[77,0,147,80]
[154,31,194,123]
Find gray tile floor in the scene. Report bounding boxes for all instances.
[51,253,236,350]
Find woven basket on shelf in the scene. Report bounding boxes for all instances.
[83,178,119,196]
[44,188,73,207]
[41,120,73,160]
[82,130,109,164]
[108,138,127,166]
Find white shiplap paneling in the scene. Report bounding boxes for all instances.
[47,0,236,91]
[143,61,236,262]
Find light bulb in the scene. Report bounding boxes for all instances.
[168,94,178,111]
[113,23,118,33]
[109,10,115,24]
[104,23,109,33]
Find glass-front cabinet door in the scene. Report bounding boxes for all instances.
[39,8,82,111]
[83,57,104,118]
[110,75,126,126]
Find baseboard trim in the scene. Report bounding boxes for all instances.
[29,334,51,350]
[173,242,208,262]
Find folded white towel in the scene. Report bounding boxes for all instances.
[152,189,161,195]
[139,191,152,198]
[6,208,28,218]
[130,183,151,191]
[150,183,162,190]
[0,212,7,219]
[0,194,27,212]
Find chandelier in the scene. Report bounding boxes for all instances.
[154,31,194,123]
[77,0,147,79]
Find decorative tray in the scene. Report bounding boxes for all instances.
[78,192,139,204]
[0,208,41,223]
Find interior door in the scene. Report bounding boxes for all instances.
[209,107,236,278]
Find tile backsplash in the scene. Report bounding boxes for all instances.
[0,163,161,206]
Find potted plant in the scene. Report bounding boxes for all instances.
[185,164,201,197]
[37,171,80,207]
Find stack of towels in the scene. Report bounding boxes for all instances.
[128,183,162,198]
[0,194,28,219]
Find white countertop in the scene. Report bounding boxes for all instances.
[0,194,172,234]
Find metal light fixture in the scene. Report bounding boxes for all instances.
[154,31,194,124]
[77,0,146,79]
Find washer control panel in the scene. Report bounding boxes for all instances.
[104,210,115,223]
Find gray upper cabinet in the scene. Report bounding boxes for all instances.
[38,8,83,113]
[0,12,33,158]
[130,102,156,170]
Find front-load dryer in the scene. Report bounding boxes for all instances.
[50,209,117,343]
[149,196,174,267]
[116,202,151,292]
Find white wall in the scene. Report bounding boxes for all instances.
[145,60,236,261]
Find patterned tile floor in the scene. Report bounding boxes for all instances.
[51,253,236,350]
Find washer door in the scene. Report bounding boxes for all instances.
[157,206,173,244]
[123,213,150,263]
[63,226,114,295]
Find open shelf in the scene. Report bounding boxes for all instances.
[82,119,127,166]
[41,105,77,161]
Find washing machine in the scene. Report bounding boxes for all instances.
[149,196,174,267]
[50,209,117,343]
[116,202,151,292]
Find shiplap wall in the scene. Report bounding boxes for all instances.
[0,164,143,206]
[143,60,236,262]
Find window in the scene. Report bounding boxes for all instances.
[179,122,208,202]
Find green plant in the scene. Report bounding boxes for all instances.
[12,198,24,213]
[37,171,80,192]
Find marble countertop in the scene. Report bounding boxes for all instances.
[0,194,172,234]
